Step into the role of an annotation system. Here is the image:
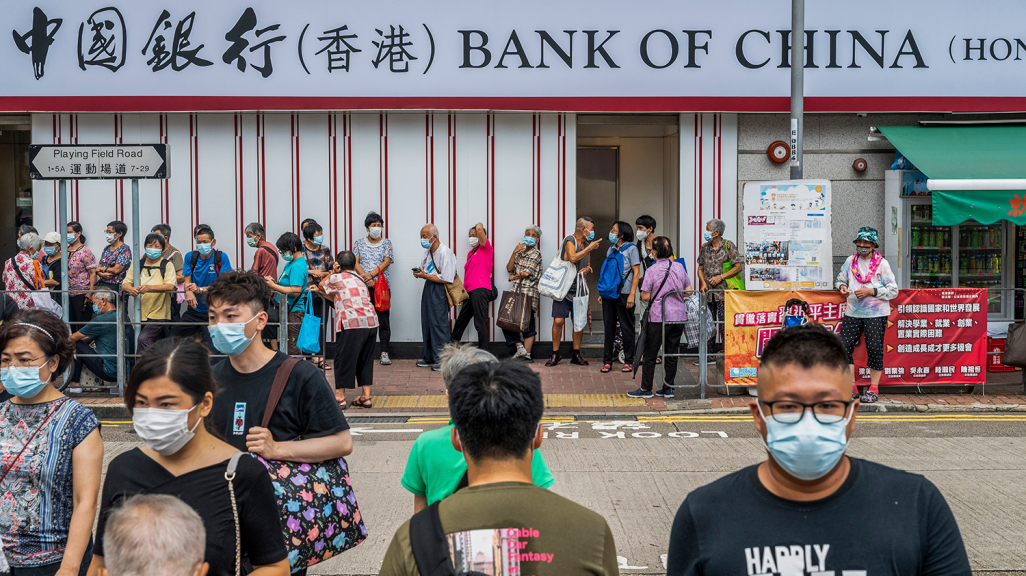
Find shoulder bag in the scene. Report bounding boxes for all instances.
[7,258,62,317]
[537,236,577,301]
[251,358,367,572]
[224,452,248,576]
[429,252,469,308]
[632,265,674,378]
[295,286,321,354]
[373,273,391,311]
[409,502,456,576]
[1004,322,1026,367]
[722,241,745,290]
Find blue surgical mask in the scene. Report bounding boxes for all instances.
[608,233,618,243]
[586,231,595,241]
[208,316,260,357]
[313,235,324,246]
[66,233,77,244]
[523,236,537,247]
[703,231,713,242]
[42,246,56,257]
[420,238,432,249]
[281,252,294,262]
[1,363,51,398]
[145,248,162,260]
[93,304,102,314]
[196,243,213,256]
[760,405,851,481]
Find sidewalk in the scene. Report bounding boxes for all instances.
[78,359,1026,418]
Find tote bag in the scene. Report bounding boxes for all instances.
[572,273,589,332]
[496,291,532,333]
[538,236,578,301]
[255,359,367,572]
[296,288,321,354]
[1003,322,1026,367]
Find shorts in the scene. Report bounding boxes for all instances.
[551,296,575,319]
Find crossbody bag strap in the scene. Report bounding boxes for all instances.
[261,357,301,429]
[410,502,456,576]
[8,258,37,291]
[644,264,674,323]
[0,398,69,486]
[224,452,248,576]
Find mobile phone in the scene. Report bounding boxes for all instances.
[412,267,421,272]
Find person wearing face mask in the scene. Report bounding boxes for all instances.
[353,212,394,365]
[450,223,493,350]
[40,232,64,304]
[172,226,233,350]
[68,290,119,389]
[634,215,657,327]
[546,217,601,367]
[414,224,458,370]
[501,225,543,361]
[696,218,742,363]
[0,311,103,576]
[265,232,309,357]
[65,222,98,332]
[598,221,641,373]
[321,251,379,409]
[299,223,333,365]
[151,223,187,329]
[3,232,45,311]
[121,233,177,355]
[95,221,132,296]
[89,338,289,576]
[244,222,279,278]
[666,324,970,576]
[836,226,898,404]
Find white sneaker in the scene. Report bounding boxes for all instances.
[513,347,529,360]
[380,352,392,366]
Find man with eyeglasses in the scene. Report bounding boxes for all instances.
[666,323,970,576]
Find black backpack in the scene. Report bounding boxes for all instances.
[189,250,224,277]
[409,473,473,576]
[140,256,170,279]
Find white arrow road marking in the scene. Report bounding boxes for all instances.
[661,554,668,569]
[348,427,423,436]
[701,431,729,437]
[617,556,648,570]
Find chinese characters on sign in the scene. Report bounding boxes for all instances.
[12,7,62,79]
[28,145,170,180]
[78,7,125,72]
[725,289,987,386]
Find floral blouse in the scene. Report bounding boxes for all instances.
[696,239,742,301]
[98,243,132,290]
[67,245,97,296]
[2,252,42,309]
[302,245,334,287]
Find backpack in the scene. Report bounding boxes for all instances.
[188,250,223,277]
[597,244,631,300]
[781,297,811,329]
[140,256,170,280]
[409,502,457,576]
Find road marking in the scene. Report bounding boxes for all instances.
[617,556,648,570]
[349,427,424,436]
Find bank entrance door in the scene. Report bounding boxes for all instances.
[0,119,32,263]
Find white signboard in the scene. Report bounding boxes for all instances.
[742,180,833,291]
[1,0,1026,111]
[29,144,169,179]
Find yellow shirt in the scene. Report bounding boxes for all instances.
[123,260,177,320]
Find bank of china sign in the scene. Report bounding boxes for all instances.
[0,0,1021,112]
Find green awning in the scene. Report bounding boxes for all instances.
[878,125,1026,225]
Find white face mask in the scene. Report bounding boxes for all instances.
[105,232,116,244]
[636,230,648,240]
[133,405,201,455]
[468,237,479,248]
[369,227,383,239]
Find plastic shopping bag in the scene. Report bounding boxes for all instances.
[572,273,589,333]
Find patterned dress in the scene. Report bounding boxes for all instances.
[0,398,99,568]
[2,252,42,309]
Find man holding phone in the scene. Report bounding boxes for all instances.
[413,224,457,371]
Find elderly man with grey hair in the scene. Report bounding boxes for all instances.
[400,343,555,513]
[102,494,208,576]
[69,289,119,387]
[413,223,457,370]
[696,218,743,362]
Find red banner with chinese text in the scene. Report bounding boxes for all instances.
[724,289,987,386]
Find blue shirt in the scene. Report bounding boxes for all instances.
[182,250,234,313]
[79,310,118,377]
[278,256,309,312]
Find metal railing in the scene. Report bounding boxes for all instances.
[1,287,330,394]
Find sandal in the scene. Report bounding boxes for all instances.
[621,363,634,372]
[352,397,373,409]
[655,357,662,365]
[600,364,612,373]
[336,398,348,410]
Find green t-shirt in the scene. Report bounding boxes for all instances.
[401,424,555,505]
[379,482,619,576]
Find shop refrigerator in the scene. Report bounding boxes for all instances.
[885,170,1015,320]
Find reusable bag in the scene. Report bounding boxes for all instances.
[254,358,367,572]
[572,273,589,332]
[496,291,532,333]
[722,261,745,290]
[1004,322,1026,367]
[373,274,391,311]
[538,236,578,300]
[296,288,321,354]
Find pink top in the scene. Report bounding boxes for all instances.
[463,239,494,292]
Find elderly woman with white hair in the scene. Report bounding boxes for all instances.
[3,232,45,310]
[696,218,743,361]
[501,224,544,361]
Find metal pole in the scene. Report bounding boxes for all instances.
[58,180,69,322]
[789,0,804,180]
[116,297,124,396]
[698,291,708,399]
[131,179,141,352]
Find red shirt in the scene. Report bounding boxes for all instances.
[250,241,279,278]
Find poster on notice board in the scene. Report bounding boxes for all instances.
[742,180,833,290]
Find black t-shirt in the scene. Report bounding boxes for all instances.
[211,352,349,451]
[667,458,970,576]
[95,448,287,576]
[43,257,63,302]
[1,294,18,324]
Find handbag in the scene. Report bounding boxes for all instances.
[538,237,577,301]
[373,273,391,311]
[496,291,532,333]
[296,287,321,354]
[254,358,367,573]
[572,273,589,333]
[429,253,469,308]
[8,258,62,317]
[1004,322,1026,367]
[722,261,745,290]
[224,452,248,576]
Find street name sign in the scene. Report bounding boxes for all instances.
[29,144,169,180]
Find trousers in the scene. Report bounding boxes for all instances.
[333,328,378,389]
[421,281,450,364]
[451,287,491,348]
[602,294,636,364]
[71,341,116,383]
[368,289,391,355]
[641,322,684,392]
[838,315,887,371]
